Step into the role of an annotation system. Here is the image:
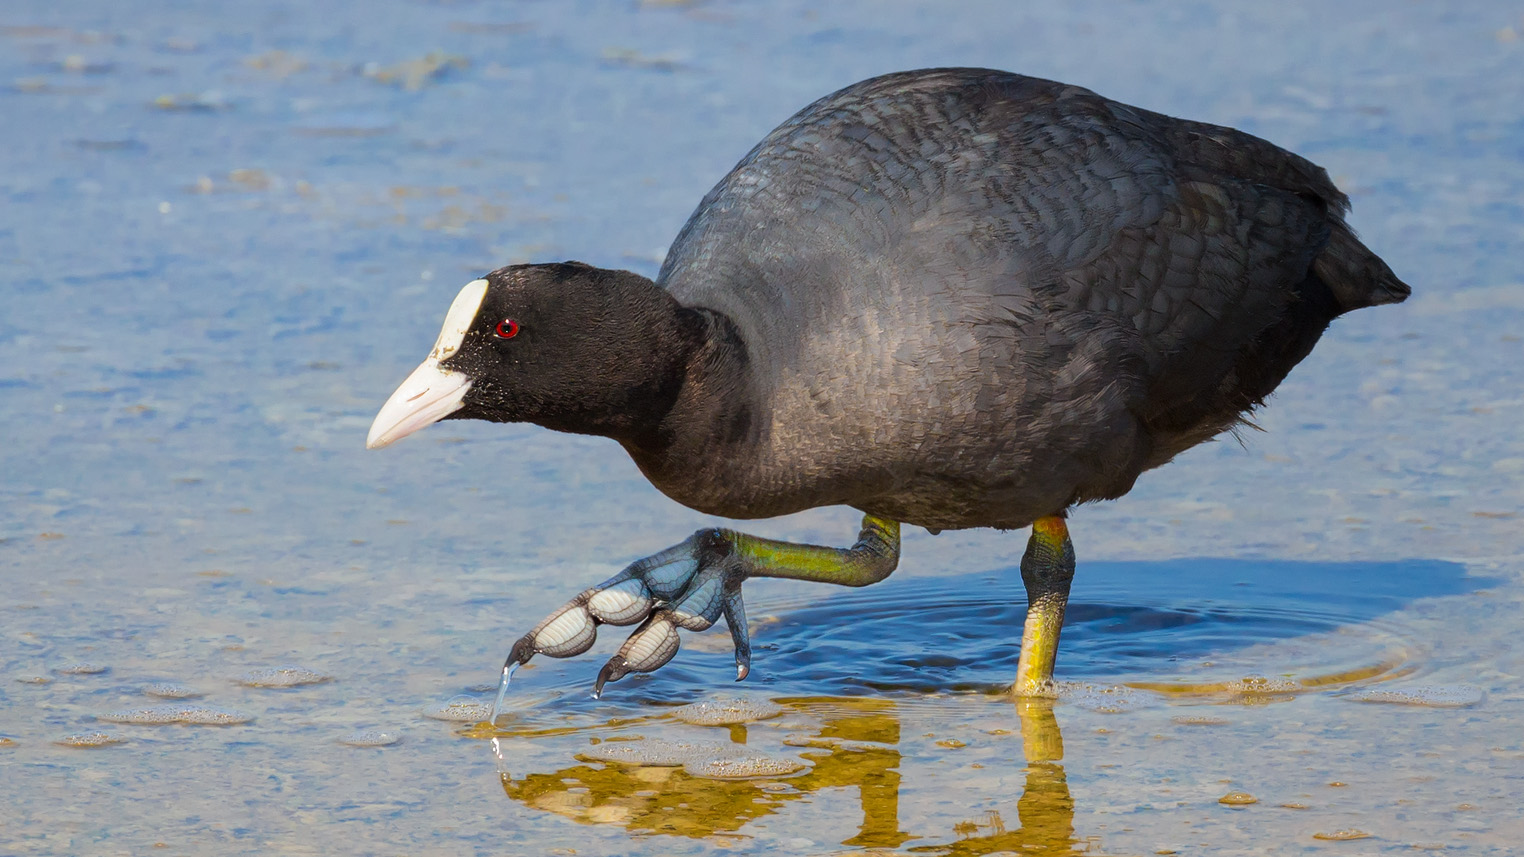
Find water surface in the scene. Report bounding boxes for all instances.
[3,1,1523,854]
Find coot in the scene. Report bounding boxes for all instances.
[368,69,1409,704]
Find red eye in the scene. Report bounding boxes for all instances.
[494,318,520,339]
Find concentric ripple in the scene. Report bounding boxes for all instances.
[478,557,1476,711]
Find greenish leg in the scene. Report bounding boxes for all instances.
[490,515,900,709]
[729,514,900,587]
[1012,515,1076,697]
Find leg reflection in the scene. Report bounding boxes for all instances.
[495,696,1081,854]
[939,698,1078,856]
[1013,698,1075,851]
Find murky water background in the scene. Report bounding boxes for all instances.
[3,1,1523,854]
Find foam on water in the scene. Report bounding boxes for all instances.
[236,666,333,688]
[1058,683,1161,714]
[1344,684,1485,708]
[685,755,807,779]
[142,682,203,699]
[339,729,402,747]
[579,736,805,780]
[579,737,732,767]
[56,731,127,748]
[1171,714,1232,726]
[669,696,786,726]
[1313,829,1373,841]
[423,697,493,722]
[99,705,252,725]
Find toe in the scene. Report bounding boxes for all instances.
[721,581,751,681]
[528,603,597,658]
[595,614,682,697]
[585,577,653,625]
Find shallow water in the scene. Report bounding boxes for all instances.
[3,1,1524,855]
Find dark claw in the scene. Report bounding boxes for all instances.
[722,582,751,682]
[507,633,536,669]
[486,635,539,724]
[593,657,631,699]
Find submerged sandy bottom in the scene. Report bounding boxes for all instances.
[3,0,1524,855]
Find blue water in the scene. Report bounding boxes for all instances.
[3,2,1524,855]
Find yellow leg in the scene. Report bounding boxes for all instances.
[1012,515,1075,697]
[729,515,900,586]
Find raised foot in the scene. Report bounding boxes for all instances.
[487,529,749,718]
[486,515,900,718]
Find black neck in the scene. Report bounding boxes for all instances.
[619,306,756,496]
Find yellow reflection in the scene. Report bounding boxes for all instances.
[1126,653,1414,696]
[932,699,1078,857]
[495,696,1090,855]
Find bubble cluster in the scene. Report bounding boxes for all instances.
[0,737,17,749]
[1172,715,1231,726]
[1059,683,1158,713]
[1345,684,1484,708]
[1312,829,1372,841]
[236,666,332,688]
[99,705,252,725]
[1226,676,1300,694]
[339,729,402,747]
[55,662,109,675]
[143,682,203,699]
[581,737,730,767]
[56,731,127,748]
[1219,791,1257,806]
[686,755,806,779]
[422,697,492,722]
[579,736,804,779]
[669,696,785,726]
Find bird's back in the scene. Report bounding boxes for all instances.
[655,68,1408,530]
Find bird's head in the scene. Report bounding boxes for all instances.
[367,261,695,449]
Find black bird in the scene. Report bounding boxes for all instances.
[367,69,1409,707]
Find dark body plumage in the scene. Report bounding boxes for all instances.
[626,68,1408,531]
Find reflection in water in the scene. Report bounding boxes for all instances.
[496,697,1084,854]
[488,558,1484,851]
